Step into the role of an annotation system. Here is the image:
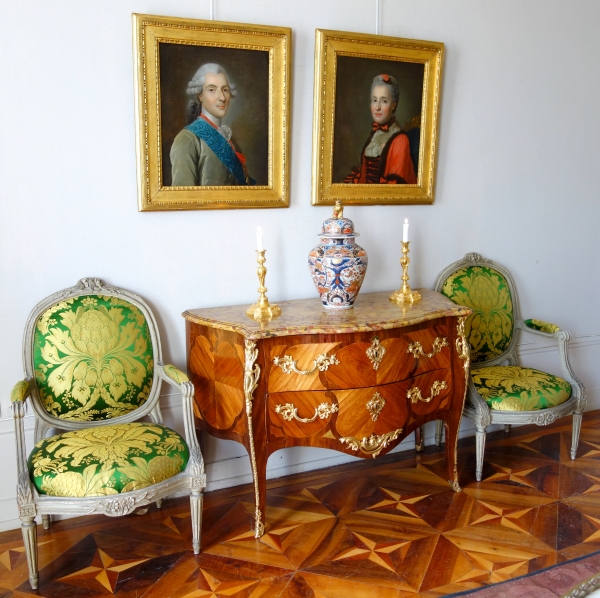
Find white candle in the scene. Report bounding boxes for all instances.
[402,218,409,243]
[256,226,263,251]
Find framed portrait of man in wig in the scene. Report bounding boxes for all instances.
[311,30,444,206]
[133,14,290,211]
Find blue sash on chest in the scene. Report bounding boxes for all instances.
[185,118,253,185]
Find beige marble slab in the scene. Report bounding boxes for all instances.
[182,289,472,340]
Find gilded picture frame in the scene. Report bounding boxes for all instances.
[311,29,444,206]
[133,14,291,211]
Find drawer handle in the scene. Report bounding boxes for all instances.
[407,380,448,404]
[275,401,338,423]
[339,428,403,458]
[366,337,386,370]
[406,337,448,359]
[366,392,386,421]
[273,353,340,375]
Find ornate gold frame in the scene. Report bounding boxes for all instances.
[133,14,291,211]
[311,29,444,206]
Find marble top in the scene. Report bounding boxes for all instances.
[183,289,472,340]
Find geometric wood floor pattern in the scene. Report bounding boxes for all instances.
[3,410,600,597]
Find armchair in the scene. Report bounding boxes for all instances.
[433,253,585,481]
[11,278,205,589]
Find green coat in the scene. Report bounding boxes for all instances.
[170,129,239,186]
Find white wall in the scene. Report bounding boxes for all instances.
[1,0,599,530]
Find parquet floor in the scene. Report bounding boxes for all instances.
[3,411,600,597]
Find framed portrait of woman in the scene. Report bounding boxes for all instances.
[133,14,291,211]
[311,30,444,206]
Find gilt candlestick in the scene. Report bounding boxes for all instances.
[247,250,281,320]
[389,241,421,304]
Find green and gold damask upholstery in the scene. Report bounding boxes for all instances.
[471,366,571,411]
[11,380,29,403]
[162,364,189,385]
[33,295,154,421]
[441,266,513,363]
[28,423,189,497]
[524,319,560,334]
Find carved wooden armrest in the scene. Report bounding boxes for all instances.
[11,380,33,488]
[160,363,190,388]
[11,380,30,404]
[157,364,204,470]
[516,322,585,405]
[522,319,560,334]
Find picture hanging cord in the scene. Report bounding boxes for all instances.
[375,0,380,35]
[210,0,215,20]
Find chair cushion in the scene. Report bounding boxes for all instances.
[33,295,154,421]
[441,266,513,363]
[28,423,189,497]
[472,366,572,411]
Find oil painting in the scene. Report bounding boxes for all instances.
[133,14,290,211]
[312,30,443,205]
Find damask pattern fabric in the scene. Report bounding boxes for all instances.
[163,364,189,384]
[441,266,513,363]
[524,319,560,334]
[11,380,29,403]
[28,423,189,497]
[472,366,571,411]
[33,295,154,421]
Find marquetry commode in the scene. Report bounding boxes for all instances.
[183,290,472,537]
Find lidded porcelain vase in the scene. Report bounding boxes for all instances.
[308,201,368,309]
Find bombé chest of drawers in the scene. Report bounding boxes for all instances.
[183,290,471,537]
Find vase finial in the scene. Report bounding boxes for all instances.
[332,200,344,219]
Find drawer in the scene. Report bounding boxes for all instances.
[268,342,341,392]
[334,384,408,442]
[268,368,452,444]
[406,369,452,416]
[268,390,339,438]
[267,323,450,392]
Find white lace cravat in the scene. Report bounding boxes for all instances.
[201,109,232,142]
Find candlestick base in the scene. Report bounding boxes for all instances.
[389,288,422,304]
[389,240,421,305]
[246,249,282,322]
[246,301,282,321]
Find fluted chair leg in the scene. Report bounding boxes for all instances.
[475,425,487,482]
[41,515,50,530]
[435,420,444,446]
[572,410,583,459]
[21,517,38,589]
[190,490,203,554]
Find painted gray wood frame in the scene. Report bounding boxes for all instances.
[433,253,586,481]
[12,278,206,589]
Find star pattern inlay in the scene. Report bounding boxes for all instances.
[332,532,409,572]
[484,464,539,487]
[59,548,149,592]
[366,488,431,517]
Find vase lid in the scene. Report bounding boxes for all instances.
[319,200,360,238]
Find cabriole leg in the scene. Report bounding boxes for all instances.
[190,489,203,554]
[41,514,50,530]
[21,517,38,589]
[435,420,444,446]
[571,410,583,459]
[414,426,424,452]
[475,425,487,482]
